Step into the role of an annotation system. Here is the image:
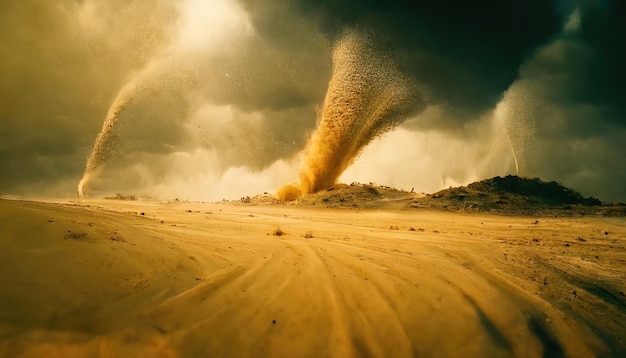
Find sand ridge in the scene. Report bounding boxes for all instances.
[0,198,625,357]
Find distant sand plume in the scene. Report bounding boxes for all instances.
[279,30,424,200]
[77,79,139,198]
[77,54,171,199]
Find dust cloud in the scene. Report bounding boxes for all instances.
[278,31,424,200]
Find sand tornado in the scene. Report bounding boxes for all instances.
[77,78,140,198]
[278,31,424,200]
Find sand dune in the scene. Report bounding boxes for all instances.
[0,198,625,357]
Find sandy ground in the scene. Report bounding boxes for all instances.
[0,198,625,357]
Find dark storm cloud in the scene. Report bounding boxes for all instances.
[247,0,625,125]
[576,0,626,118]
[254,0,563,120]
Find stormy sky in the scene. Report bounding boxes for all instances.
[1,0,624,201]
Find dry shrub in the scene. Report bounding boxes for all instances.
[272,227,285,236]
[104,193,137,201]
[64,230,89,241]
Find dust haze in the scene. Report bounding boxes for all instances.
[1,0,625,201]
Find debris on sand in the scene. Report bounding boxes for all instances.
[109,231,126,242]
[272,227,285,237]
[64,230,89,241]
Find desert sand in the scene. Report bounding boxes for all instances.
[0,197,625,357]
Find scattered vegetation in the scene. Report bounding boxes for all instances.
[292,182,417,208]
[104,193,137,201]
[466,175,601,206]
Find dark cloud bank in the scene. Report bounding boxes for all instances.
[1,0,624,201]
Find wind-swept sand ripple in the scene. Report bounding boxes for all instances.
[0,199,624,357]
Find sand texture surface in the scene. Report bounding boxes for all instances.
[1,198,625,357]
